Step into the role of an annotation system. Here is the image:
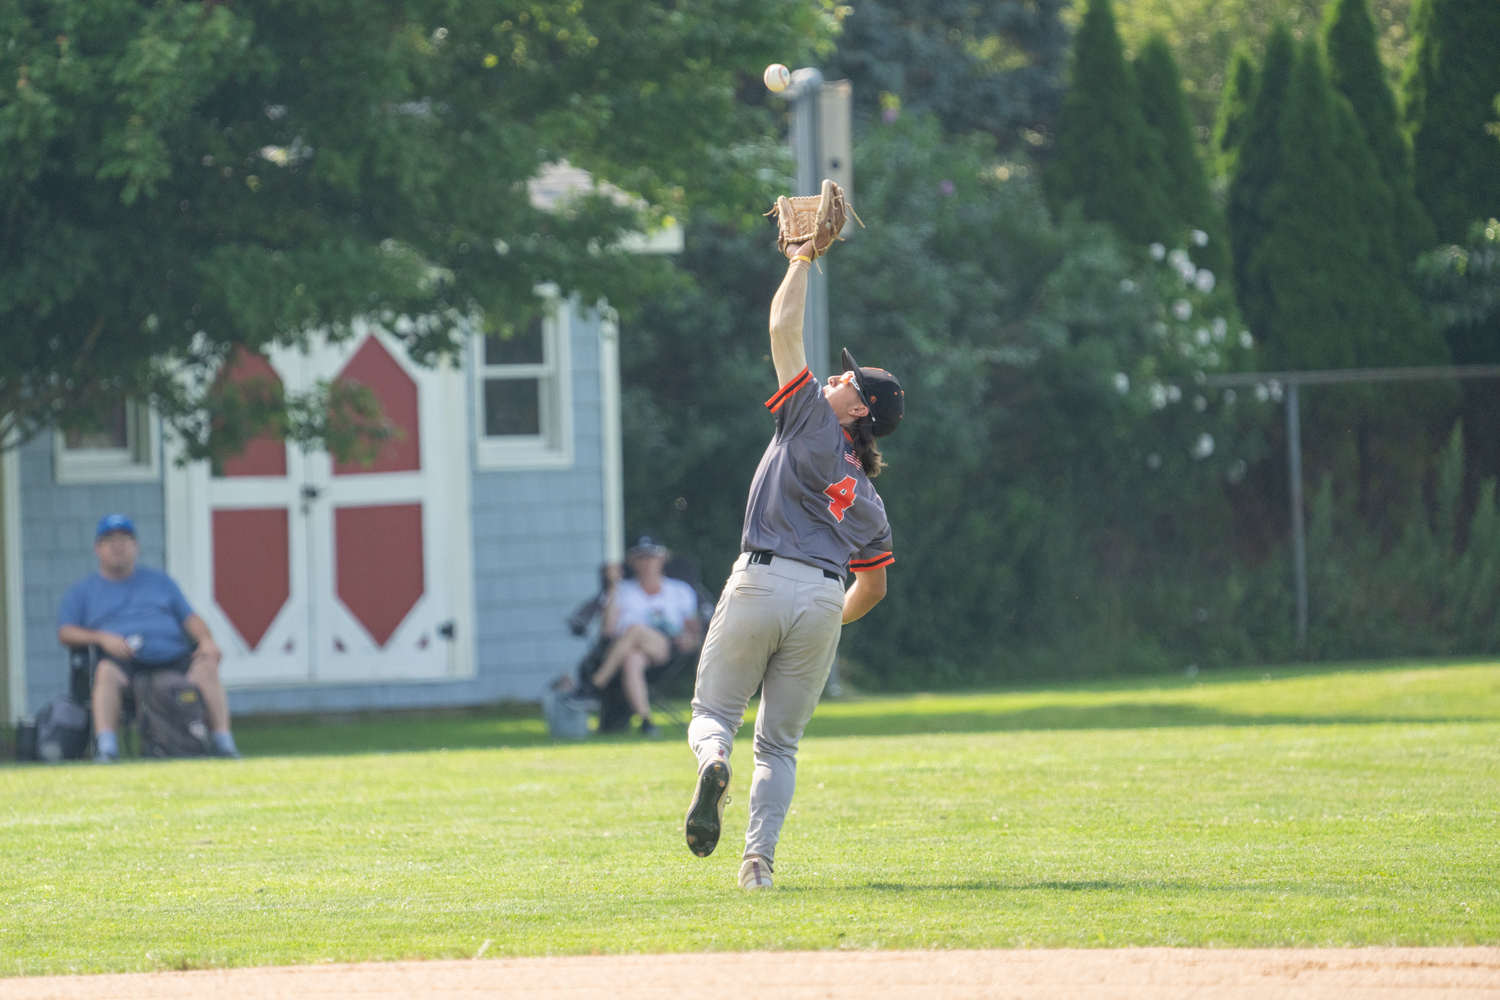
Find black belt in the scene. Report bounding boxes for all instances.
[748,549,843,581]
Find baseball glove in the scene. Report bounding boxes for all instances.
[767,179,863,260]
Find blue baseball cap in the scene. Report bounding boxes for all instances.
[95,514,136,539]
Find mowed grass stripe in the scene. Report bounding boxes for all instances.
[1,661,1497,975]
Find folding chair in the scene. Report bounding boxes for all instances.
[566,556,715,734]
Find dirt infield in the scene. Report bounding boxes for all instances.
[9,948,1500,999]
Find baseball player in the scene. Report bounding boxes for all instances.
[683,181,904,889]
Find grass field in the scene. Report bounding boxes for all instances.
[2,659,1498,976]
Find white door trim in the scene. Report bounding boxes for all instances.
[3,445,25,722]
[163,328,476,690]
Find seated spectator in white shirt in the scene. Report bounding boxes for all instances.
[588,536,701,737]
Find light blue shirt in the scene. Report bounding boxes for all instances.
[58,567,196,664]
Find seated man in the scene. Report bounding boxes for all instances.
[588,537,702,737]
[57,514,240,762]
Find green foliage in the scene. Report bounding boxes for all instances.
[1418,217,1500,504]
[1419,218,1500,330]
[1226,25,1295,309]
[4,666,1500,972]
[626,111,1272,686]
[1403,0,1500,487]
[1106,0,1415,137]
[1403,0,1500,243]
[619,222,788,585]
[829,114,1258,684]
[1134,35,1231,277]
[1324,0,1435,262]
[1298,424,1500,656]
[624,5,1494,689]
[1242,38,1438,370]
[1232,39,1450,534]
[818,0,1070,148]
[1212,47,1257,177]
[1043,0,1176,247]
[0,0,827,459]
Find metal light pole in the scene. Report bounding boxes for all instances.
[785,68,829,382]
[1285,383,1307,652]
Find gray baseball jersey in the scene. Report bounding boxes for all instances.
[740,367,895,577]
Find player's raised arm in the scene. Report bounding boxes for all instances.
[765,180,856,386]
[767,242,812,386]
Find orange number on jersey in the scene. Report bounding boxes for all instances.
[824,476,858,522]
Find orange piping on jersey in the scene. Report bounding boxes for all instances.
[850,552,895,572]
[765,367,812,412]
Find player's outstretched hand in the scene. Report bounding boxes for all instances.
[785,240,814,261]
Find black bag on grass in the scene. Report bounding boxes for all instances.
[35,695,90,761]
[134,672,211,758]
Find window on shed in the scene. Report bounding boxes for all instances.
[474,295,573,469]
[55,398,159,484]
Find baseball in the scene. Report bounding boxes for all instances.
[764,63,790,93]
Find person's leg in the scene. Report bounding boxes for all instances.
[743,577,843,867]
[184,657,230,734]
[592,624,670,689]
[185,654,239,757]
[90,659,130,759]
[684,559,789,857]
[687,562,788,768]
[620,650,653,720]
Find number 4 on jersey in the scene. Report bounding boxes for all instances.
[823,475,858,521]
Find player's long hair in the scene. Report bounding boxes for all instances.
[849,415,885,478]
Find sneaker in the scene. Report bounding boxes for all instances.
[213,745,243,760]
[93,750,118,764]
[639,718,661,739]
[684,756,731,858]
[738,855,773,890]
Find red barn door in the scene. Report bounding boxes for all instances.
[168,325,473,687]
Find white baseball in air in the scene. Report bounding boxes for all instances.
[764,63,791,93]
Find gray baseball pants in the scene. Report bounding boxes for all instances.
[688,552,844,864]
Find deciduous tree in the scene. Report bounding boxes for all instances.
[0,0,826,457]
[818,0,1069,149]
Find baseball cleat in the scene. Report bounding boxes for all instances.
[738,855,774,889]
[684,756,731,858]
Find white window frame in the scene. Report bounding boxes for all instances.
[473,286,574,470]
[53,398,161,484]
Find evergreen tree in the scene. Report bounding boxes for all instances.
[1044,0,1174,246]
[1248,40,1448,531]
[1135,35,1230,276]
[1324,0,1435,263]
[1404,0,1500,243]
[1405,0,1500,483]
[820,0,1070,148]
[1226,25,1295,326]
[1212,47,1257,179]
[1248,39,1435,369]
